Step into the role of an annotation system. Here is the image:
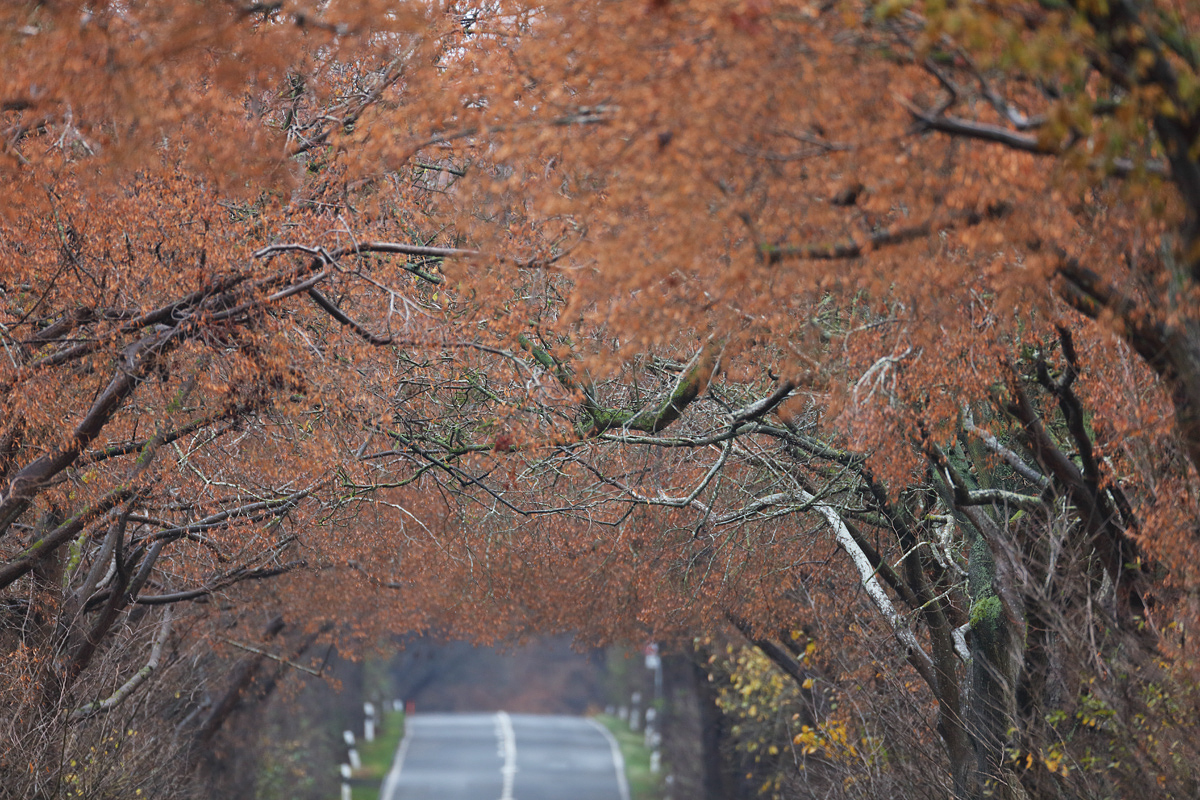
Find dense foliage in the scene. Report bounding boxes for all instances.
[4,1,1200,798]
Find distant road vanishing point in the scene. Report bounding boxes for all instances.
[380,712,631,800]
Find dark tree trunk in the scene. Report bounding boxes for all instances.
[192,614,287,748]
[690,653,747,800]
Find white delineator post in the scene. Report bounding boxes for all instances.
[344,730,361,770]
[364,702,377,742]
[644,707,662,774]
[340,763,352,800]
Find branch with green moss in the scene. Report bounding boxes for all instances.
[517,333,726,435]
[0,488,134,591]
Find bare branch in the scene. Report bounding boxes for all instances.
[961,409,1051,489]
[215,635,325,676]
[69,607,172,722]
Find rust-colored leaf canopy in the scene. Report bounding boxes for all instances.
[3,1,1200,798]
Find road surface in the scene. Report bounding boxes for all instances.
[380,712,630,800]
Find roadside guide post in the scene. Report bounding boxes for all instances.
[644,643,664,776]
[364,702,377,742]
[343,730,361,770]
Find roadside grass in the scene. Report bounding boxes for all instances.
[594,713,663,800]
[339,711,405,800]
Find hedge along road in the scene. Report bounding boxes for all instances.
[380,712,631,800]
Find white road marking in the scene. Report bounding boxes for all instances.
[496,711,518,800]
[379,720,414,800]
[587,718,631,800]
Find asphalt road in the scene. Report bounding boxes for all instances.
[380,712,630,800]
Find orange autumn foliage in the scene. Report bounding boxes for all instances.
[4,1,1200,799]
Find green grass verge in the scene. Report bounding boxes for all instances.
[339,710,405,800]
[594,713,663,800]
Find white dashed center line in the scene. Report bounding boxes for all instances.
[496,711,518,800]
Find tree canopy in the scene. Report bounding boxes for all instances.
[4,1,1200,798]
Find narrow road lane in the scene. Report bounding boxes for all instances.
[381,712,630,800]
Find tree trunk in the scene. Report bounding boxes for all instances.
[966,524,1020,799]
[192,615,287,747]
[690,651,747,800]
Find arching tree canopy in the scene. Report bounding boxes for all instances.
[4,1,1200,798]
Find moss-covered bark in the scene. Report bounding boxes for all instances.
[518,333,723,436]
[967,520,1020,799]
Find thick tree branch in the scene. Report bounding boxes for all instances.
[961,409,1050,490]
[0,490,132,591]
[903,101,1050,153]
[759,202,1011,264]
[133,561,306,605]
[80,411,233,465]
[0,325,181,538]
[584,338,725,434]
[805,487,937,685]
